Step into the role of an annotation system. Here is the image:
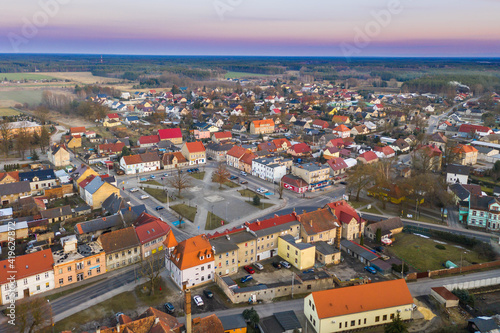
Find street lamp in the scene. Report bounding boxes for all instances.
[460,251,466,274]
[47,299,54,333]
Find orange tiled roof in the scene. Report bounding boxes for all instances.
[164,231,178,248]
[192,314,224,333]
[454,144,478,154]
[0,249,54,284]
[0,171,19,183]
[227,145,248,159]
[185,141,206,153]
[311,279,413,319]
[122,154,143,165]
[333,124,350,132]
[297,208,340,236]
[213,131,232,139]
[252,119,275,128]
[170,235,214,270]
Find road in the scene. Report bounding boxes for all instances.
[426,99,471,135]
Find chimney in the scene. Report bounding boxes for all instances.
[116,323,121,333]
[185,289,192,333]
[309,220,313,227]
[336,225,341,249]
[129,206,131,211]
[96,327,100,333]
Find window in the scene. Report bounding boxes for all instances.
[76,263,84,270]
[88,270,92,276]
[207,254,211,258]
[97,267,101,274]
[36,275,40,281]
[287,245,290,250]
[109,255,112,260]
[307,284,311,290]
[351,320,355,327]
[115,254,119,259]
[45,272,49,278]
[200,256,204,260]
[36,285,41,291]
[295,250,298,255]
[87,260,91,265]
[390,314,395,319]
[375,316,380,322]
[46,282,50,289]
[295,258,298,263]
[67,266,71,272]
[358,319,361,325]
[309,300,311,306]
[58,269,63,274]
[383,315,387,321]
[24,279,28,285]
[201,266,205,271]
[68,276,72,282]
[339,323,342,329]
[96,258,100,263]
[364,318,367,324]
[59,278,64,284]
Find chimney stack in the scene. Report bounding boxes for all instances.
[309,220,313,227]
[185,289,192,333]
[116,323,121,333]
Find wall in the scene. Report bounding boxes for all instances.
[406,260,500,281]
[444,277,500,291]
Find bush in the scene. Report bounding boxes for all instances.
[473,242,497,261]
[435,244,446,250]
[252,195,261,206]
[392,263,409,274]
[452,288,475,307]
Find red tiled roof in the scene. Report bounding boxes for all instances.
[328,138,345,148]
[240,152,257,165]
[297,208,340,235]
[134,215,171,244]
[185,141,206,153]
[333,124,350,132]
[78,175,96,189]
[139,135,160,145]
[246,213,298,232]
[252,119,275,128]
[213,131,232,139]
[327,157,348,171]
[0,171,19,183]
[107,113,119,119]
[122,154,143,165]
[325,200,361,225]
[70,126,85,134]
[272,138,291,148]
[291,143,311,154]
[227,145,248,159]
[170,235,214,270]
[459,124,492,134]
[0,249,54,284]
[282,174,309,188]
[358,151,378,162]
[99,142,125,154]
[158,127,182,140]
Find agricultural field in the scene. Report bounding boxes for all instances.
[1,73,56,80]
[48,72,119,84]
[224,71,273,79]
[0,89,44,106]
[0,107,21,116]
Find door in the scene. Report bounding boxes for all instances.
[77,273,84,281]
[24,289,29,298]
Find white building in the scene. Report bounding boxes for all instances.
[167,235,215,289]
[446,164,470,185]
[0,249,55,305]
[119,152,161,175]
[251,157,287,183]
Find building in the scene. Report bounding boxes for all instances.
[332,124,351,138]
[297,208,341,244]
[212,131,232,143]
[226,145,249,170]
[120,152,161,174]
[431,287,459,308]
[313,241,341,265]
[158,127,183,144]
[209,228,257,267]
[206,142,233,162]
[98,142,125,155]
[304,279,414,333]
[219,314,247,333]
[7,121,42,136]
[135,213,171,258]
[291,163,330,191]
[250,119,275,135]
[79,175,120,209]
[357,151,379,164]
[70,126,86,136]
[0,249,54,305]
[287,143,312,157]
[281,174,308,194]
[40,205,72,223]
[454,144,479,166]
[364,217,403,244]
[277,234,315,270]
[19,169,57,193]
[53,236,106,288]
[0,181,31,205]
[325,201,365,241]
[210,238,239,276]
[181,141,206,165]
[446,164,470,184]
[139,134,160,148]
[261,311,303,333]
[162,151,189,169]
[252,157,287,183]
[48,145,71,167]
[168,235,215,289]
[464,195,500,231]
[327,157,348,178]
[98,227,141,271]
[0,171,19,184]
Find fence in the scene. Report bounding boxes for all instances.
[444,277,500,291]
[406,260,500,281]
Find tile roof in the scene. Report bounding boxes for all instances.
[0,171,19,183]
[0,249,54,284]
[327,157,348,171]
[185,141,206,153]
[213,131,232,139]
[446,164,471,176]
[290,143,311,154]
[170,235,214,270]
[98,226,140,253]
[431,287,459,301]
[192,314,225,333]
[162,152,188,165]
[0,181,31,196]
[297,208,340,235]
[140,152,161,163]
[459,124,492,134]
[122,154,143,165]
[158,127,182,140]
[366,217,403,235]
[240,152,257,165]
[358,151,378,162]
[325,200,361,225]
[333,124,350,132]
[98,142,125,153]
[281,174,308,188]
[310,279,413,319]
[252,119,275,128]
[70,126,86,134]
[272,138,291,148]
[454,144,478,154]
[246,213,298,232]
[226,145,248,159]
[139,135,160,145]
[135,218,171,244]
[163,231,178,248]
[75,215,123,235]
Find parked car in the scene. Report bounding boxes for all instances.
[240,171,247,176]
[203,289,214,298]
[339,181,347,185]
[364,266,377,274]
[272,262,282,269]
[303,268,314,274]
[140,177,147,181]
[241,275,253,283]
[194,168,199,172]
[130,187,139,192]
[150,175,156,179]
[374,246,384,253]
[193,295,204,307]
[155,206,164,211]
[253,262,264,271]
[240,180,248,184]
[140,194,150,200]
[163,302,175,314]
[244,265,255,274]
[164,173,169,177]
[280,261,291,269]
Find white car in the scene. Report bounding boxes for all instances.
[253,262,264,271]
[130,187,139,192]
[280,261,291,269]
[140,194,150,200]
[193,295,204,307]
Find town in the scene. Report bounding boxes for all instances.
[1,68,500,333]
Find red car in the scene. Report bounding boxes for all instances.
[244,265,255,274]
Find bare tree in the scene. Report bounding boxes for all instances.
[34,106,49,125]
[277,179,285,199]
[15,122,31,160]
[39,126,51,153]
[16,297,52,333]
[411,146,441,174]
[371,158,398,209]
[168,167,192,197]
[213,162,230,189]
[346,163,374,201]
[139,251,164,296]
[442,139,461,167]
[0,119,12,157]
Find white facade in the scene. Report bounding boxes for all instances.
[252,159,287,183]
[446,172,469,185]
[168,259,215,289]
[119,157,161,175]
[1,270,54,305]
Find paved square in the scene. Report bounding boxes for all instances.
[205,195,225,203]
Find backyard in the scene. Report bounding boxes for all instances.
[387,233,490,272]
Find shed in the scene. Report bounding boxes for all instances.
[431,287,459,308]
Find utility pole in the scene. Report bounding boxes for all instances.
[291,271,294,298]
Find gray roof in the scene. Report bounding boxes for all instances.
[41,205,72,219]
[279,234,314,250]
[217,230,256,244]
[449,183,471,201]
[219,314,247,331]
[85,176,105,194]
[253,220,300,238]
[468,317,499,332]
[102,193,126,215]
[19,169,56,182]
[206,142,233,152]
[313,241,339,255]
[340,239,379,261]
[446,164,470,176]
[75,215,123,235]
[0,181,31,196]
[366,217,403,235]
[209,238,239,254]
[274,311,302,331]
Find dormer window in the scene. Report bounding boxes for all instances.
[200,256,204,260]
[207,254,211,258]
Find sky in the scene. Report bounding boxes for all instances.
[1,0,499,56]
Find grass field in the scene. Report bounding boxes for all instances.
[190,171,206,180]
[0,107,21,116]
[388,233,489,272]
[238,189,267,199]
[140,180,162,186]
[143,187,169,203]
[170,204,197,222]
[0,90,44,105]
[1,73,56,80]
[224,71,273,79]
[206,211,225,230]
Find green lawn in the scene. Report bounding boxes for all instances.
[224,71,272,79]
[361,206,380,214]
[388,233,489,272]
[0,90,44,105]
[206,211,226,230]
[0,107,21,116]
[348,199,369,209]
[190,171,206,180]
[143,187,169,203]
[170,204,197,222]
[1,73,56,80]
[140,180,162,186]
[238,189,267,199]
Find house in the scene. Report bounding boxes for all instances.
[413,145,442,171]
[97,226,141,271]
[297,208,341,244]
[458,124,493,138]
[19,169,57,193]
[357,151,379,164]
[70,126,86,136]
[428,132,448,150]
[40,205,72,223]
[454,144,478,166]
[373,146,395,158]
[139,135,160,148]
[364,217,403,245]
[0,249,54,305]
[167,234,215,289]
[135,213,171,258]
[103,119,121,127]
[312,119,329,130]
[431,287,459,308]
[53,236,106,288]
[209,237,239,277]
[193,129,211,140]
[281,174,309,194]
[325,201,365,241]
[464,195,500,231]
[48,145,70,167]
[212,131,232,143]
[226,145,249,170]
[277,234,315,270]
[252,157,287,183]
[240,152,258,174]
[250,119,275,135]
[467,317,500,333]
[327,157,348,178]
[287,143,312,157]
[394,138,410,153]
[74,214,128,242]
[350,125,369,136]
[158,127,183,144]
[219,314,248,333]
[323,147,340,160]
[80,175,120,209]
[0,171,19,185]
[162,151,189,170]
[313,241,341,265]
[181,141,206,165]
[98,142,125,155]
[273,138,292,152]
[124,116,139,125]
[208,228,257,267]
[291,163,330,191]
[446,164,470,184]
[304,279,414,333]
[332,124,351,138]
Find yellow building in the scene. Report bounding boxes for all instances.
[91,182,120,210]
[277,235,315,270]
[291,163,330,189]
[250,119,275,135]
[66,135,82,149]
[209,230,257,267]
[210,238,239,276]
[304,279,414,333]
[219,314,247,333]
[181,141,206,165]
[103,119,122,127]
